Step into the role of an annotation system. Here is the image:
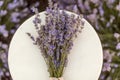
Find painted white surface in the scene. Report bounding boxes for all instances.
[8,11,103,80]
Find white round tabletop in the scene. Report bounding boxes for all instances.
[8,11,103,80]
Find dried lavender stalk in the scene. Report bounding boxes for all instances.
[27,0,84,78]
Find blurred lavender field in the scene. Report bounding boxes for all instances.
[0,0,120,80]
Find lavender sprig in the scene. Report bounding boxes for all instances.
[27,0,84,78]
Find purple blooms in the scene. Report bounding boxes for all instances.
[114,33,120,40]
[0,0,33,79]
[27,1,84,78]
[8,2,19,10]
[11,12,20,23]
[99,6,104,16]
[102,63,111,72]
[1,44,8,50]
[102,50,113,72]
[0,10,7,16]
[0,25,8,37]
[7,0,26,10]
[103,50,112,62]
[116,43,120,50]
[0,1,4,7]
[87,13,97,23]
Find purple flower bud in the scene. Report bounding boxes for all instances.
[0,25,8,37]
[8,2,19,10]
[31,7,39,14]
[103,50,112,62]
[34,2,40,7]
[58,41,64,46]
[116,43,120,50]
[48,49,54,56]
[49,45,55,50]
[51,30,57,36]
[0,1,4,7]
[99,6,104,16]
[114,33,120,39]
[10,29,15,34]
[102,63,111,72]
[0,10,7,16]
[1,44,8,50]
[53,60,60,68]
[33,17,41,29]
[64,33,71,40]
[11,12,20,23]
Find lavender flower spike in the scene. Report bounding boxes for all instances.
[27,1,84,79]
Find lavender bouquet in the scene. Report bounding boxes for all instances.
[27,0,84,80]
